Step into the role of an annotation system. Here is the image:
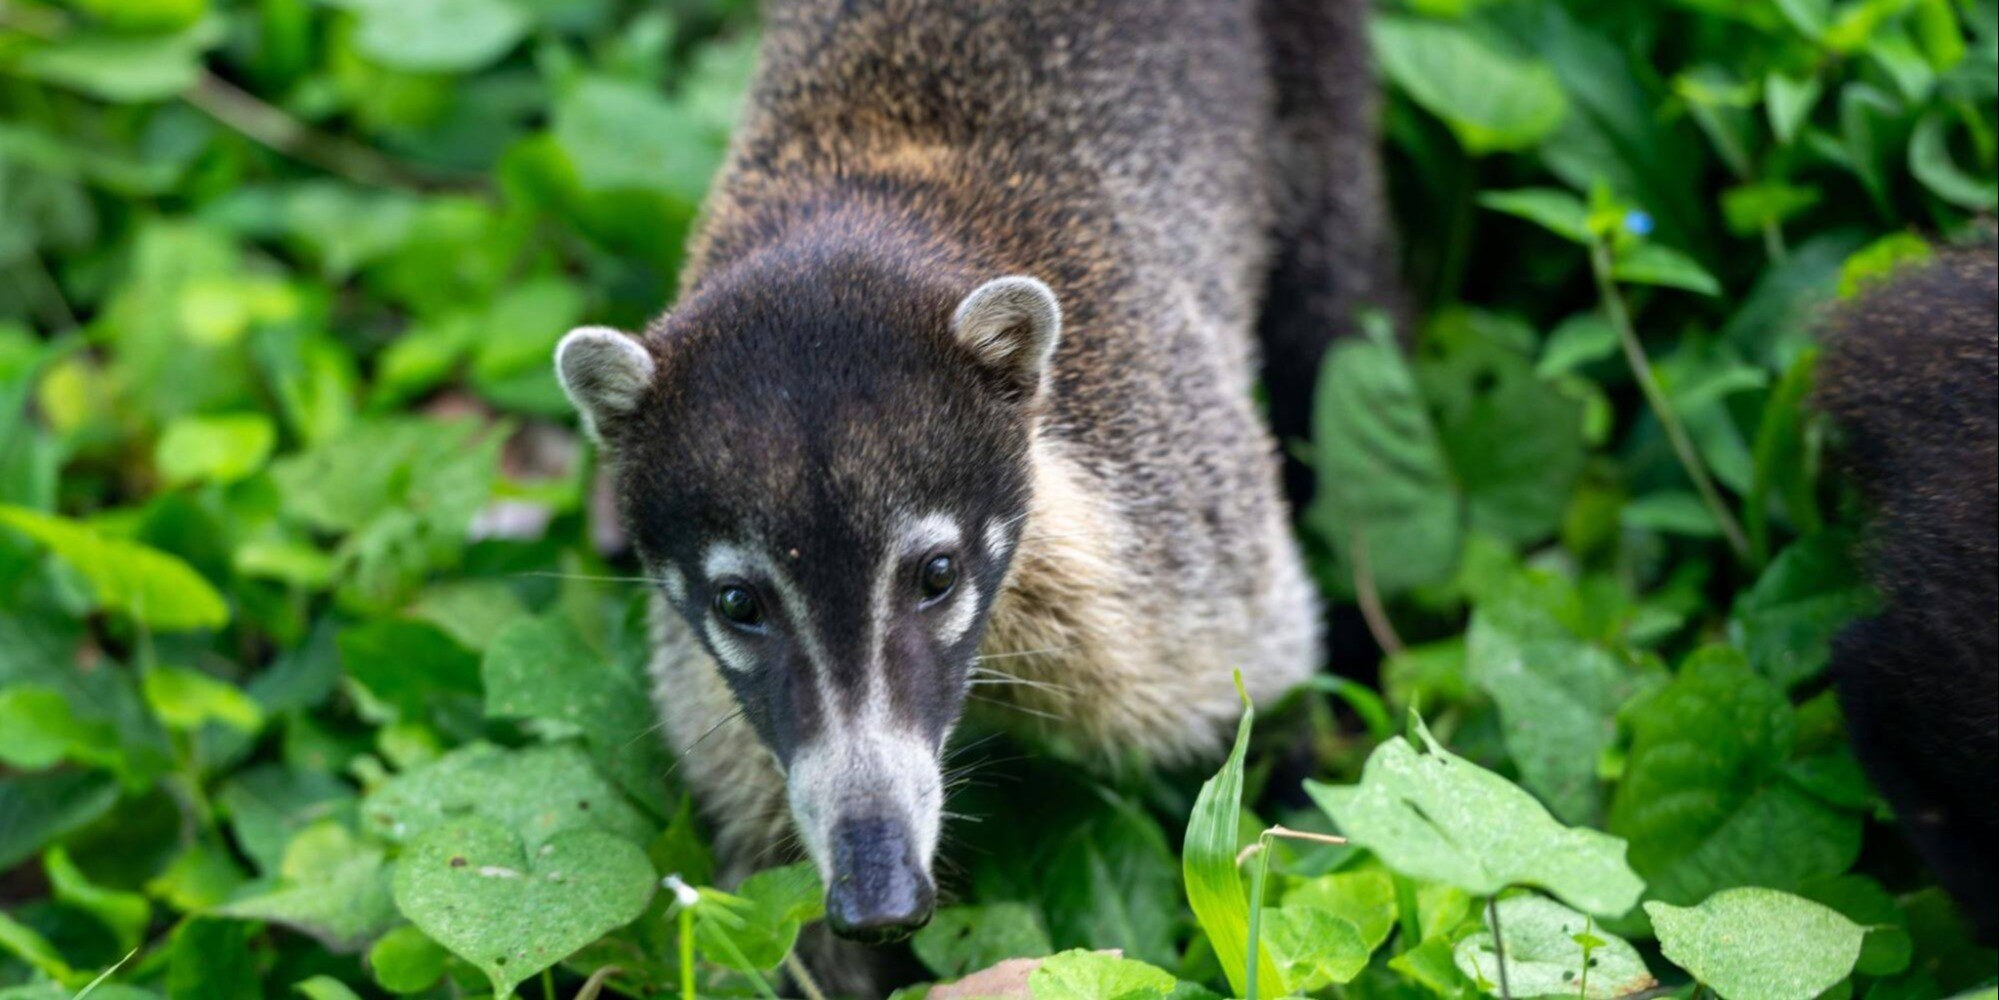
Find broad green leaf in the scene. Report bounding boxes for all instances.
[328,0,529,72]
[915,902,1053,979]
[1612,243,1722,295]
[1028,949,1177,1000]
[155,413,275,486]
[16,20,222,102]
[0,910,72,982]
[1731,533,1876,689]
[1259,904,1374,990]
[0,771,121,871]
[1478,188,1591,243]
[390,817,655,998]
[292,977,364,1000]
[1278,869,1398,952]
[142,665,264,733]
[218,821,397,950]
[1909,113,1999,210]
[1453,895,1654,999]
[1608,648,1862,906]
[362,742,653,849]
[165,918,261,998]
[369,925,450,994]
[481,615,671,813]
[1766,72,1824,145]
[336,619,482,718]
[1308,714,1643,917]
[1800,874,1912,977]
[0,685,118,772]
[1042,794,1182,967]
[216,764,357,877]
[554,76,728,205]
[1537,314,1618,378]
[1181,687,1283,998]
[44,846,150,952]
[1647,888,1865,1000]
[1465,572,1653,824]
[0,506,228,630]
[1373,17,1568,154]
[1722,181,1821,237]
[1308,327,1462,596]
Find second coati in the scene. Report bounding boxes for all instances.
[1817,247,1999,943]
[553,0,1396,986]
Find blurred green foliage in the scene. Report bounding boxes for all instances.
[1,0,1996,997]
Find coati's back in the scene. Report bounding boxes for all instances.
[1817,248,1998,941]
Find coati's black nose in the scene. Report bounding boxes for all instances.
[824,816,935,943]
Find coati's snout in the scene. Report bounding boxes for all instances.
[825,816,937,941]
[554,262,1064,924]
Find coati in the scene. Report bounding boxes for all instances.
[1817,247,1998,943]
[552,0,1395,985]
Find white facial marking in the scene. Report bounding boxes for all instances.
[697,542,835,687]
[983,516,1015,564]
[657,564,688,604]
[935,577,980,645]
[786,726,944,882]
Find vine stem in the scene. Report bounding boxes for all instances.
[181,73,474,191]
[1587,240,1752,564]
[783,953,829,1000]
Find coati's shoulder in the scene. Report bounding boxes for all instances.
[1815,246,1998,943]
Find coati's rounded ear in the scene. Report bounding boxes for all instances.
[951,276,1062,397]
[555,325,657,444]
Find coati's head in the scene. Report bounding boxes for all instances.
[554,246,1060,942]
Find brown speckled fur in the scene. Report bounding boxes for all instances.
[1817,247,1998,942]
[615,1,1392,991]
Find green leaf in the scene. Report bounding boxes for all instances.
[1731,533,1877,689]
[914,902,1053,979]
[1608,647,1862,906]
[1479,188,1592,244]
[1042,795,1182,967]
[336,619,482,719]
[693,862,826,972]
[1259,904,1374,990]
[1028,949,1178,1000]
[1278,869,1398,952]
[292,977,364,1000]
[0,685,119,772]
[389,817,655,998]
[1466,572,1654,824]
[1307,714,1644,917]
[1799,874,1912,977]
[1766,72,1825,146]
[1722,182,1821,237]
[44,845,150,952]
[142,665,264,733]
[369,925,450,995]
[155,413,275,487]
[17,20,222,102]
[1452,896,1654,999]
[0,771,121,871]
[1373,17,1568,154]
[1647,888,1865,1000]
[480,615,671,813]
[1181,686,1283,998]
[1909,113,1999,210]
[0,505,228,631]
[217,821,397,950]
[1537,314,1618,378]
[165,918,261,999]
[1612,243,1722,295]
[0,910,72,983]
[328,0,529,72]
[1308,327,1462,595]
[554,76,729,205]
[362,742,653,849]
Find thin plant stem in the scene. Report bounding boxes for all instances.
[1349,526,1407,657]
[1588,240,1753,563]
[1245,830,1274,1000]
[181,73,473,191]
[783,953,829,1000]
[542,969,555,1000]
[1488,895,1513,1000]
[678,907,696,1000]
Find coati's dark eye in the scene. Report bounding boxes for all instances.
[714,585,764,628]
[919,555,958,601]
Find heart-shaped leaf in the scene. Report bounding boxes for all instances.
[1647,888,1865,1000]
[1453,895,1654,998]
[391,817,655,997]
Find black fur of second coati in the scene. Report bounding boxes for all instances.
[1817,248,1998,942]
